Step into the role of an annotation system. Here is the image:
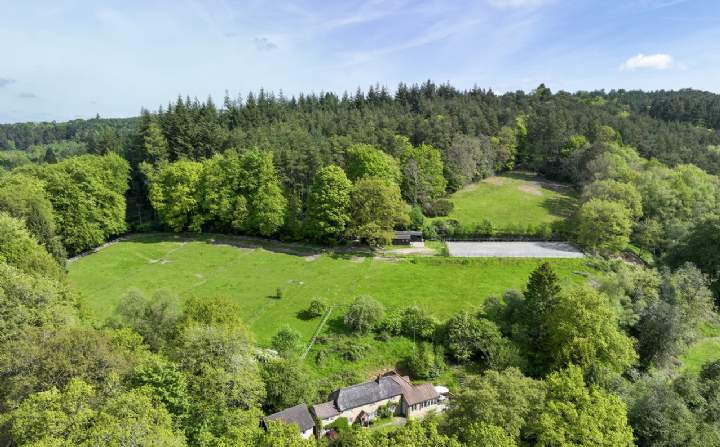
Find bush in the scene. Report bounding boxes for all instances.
[344,296,385,335]
[378,309,403,336]
[400,306,438,340]
[423,199,454,217]
[271,326,302,357]
[422,223,439,240]
[475,219,496,237]
[338,341,370,362]
[409,205,424,230]
[406,342,445,379]
[376,402,397,419]
[315,349,328,365]
[430,219,460,239]
[307,299,328,318]
[327,416,350,433]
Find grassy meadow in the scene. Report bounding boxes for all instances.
[435,172,577,230]
[69,233,594,377]
[681,320,720,374]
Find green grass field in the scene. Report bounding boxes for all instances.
[681,339,720,374]
[68,233,594,377]
[681,321,720,374]
[435,172,577,230]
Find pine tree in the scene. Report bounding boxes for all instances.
[517,262,562,376]
[43,147,57,164]
[142,119,169,165]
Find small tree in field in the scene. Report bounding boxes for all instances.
[344,296,385,335]
[271,327,302,358]
[307,299,328,318]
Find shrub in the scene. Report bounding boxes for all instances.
[344,296,385,335]
[338,342,369,361]
[376,402,397,419]
[430,219,460,239]
[475,219,496,237]
[423,199,454,217]
[378,309,403,336]
[406,343,445,379]
[400,306,438,340]
[409,206,424,230]
[307,299,328,318]
[422,223,439,240]
[271,326,302,357]
[327,417,350,433]
[314,349,327,365]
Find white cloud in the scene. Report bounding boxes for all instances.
[620,53,675,70]
[487,0,553,8]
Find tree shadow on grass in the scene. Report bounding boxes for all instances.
[502,171,539,182]
[541,195,578,219]
[296,309,319,321]
[325,315,354,336]
[125,232,376,259]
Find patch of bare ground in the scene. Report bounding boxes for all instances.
[483,176,506,186]
[535,179,573,193]
[373,256,400,263]
[518,182,542,195]
[382,247,436,256]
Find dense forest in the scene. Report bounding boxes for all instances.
[1,83,720,446]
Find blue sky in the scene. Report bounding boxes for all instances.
[1,0,719,123]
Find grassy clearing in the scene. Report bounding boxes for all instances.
[681,320,720,374]
[434,172,577,230]
[681,338,720,374]
[68,233,594,377]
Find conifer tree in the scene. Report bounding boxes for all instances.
[516,262,562,376]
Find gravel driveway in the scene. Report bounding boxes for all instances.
[446,241,584,258]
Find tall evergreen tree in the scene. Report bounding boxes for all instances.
[43,147,57,164]
[516,262,562,376]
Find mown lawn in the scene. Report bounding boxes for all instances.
[69,233,594,377]
[434,172,577,230]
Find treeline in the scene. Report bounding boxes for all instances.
[1,153,130,255]
[0,116,137,152]
[603,88,720,130]
[3,84,720,176]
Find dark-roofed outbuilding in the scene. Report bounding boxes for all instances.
[392,230,423,245]
[312,401,341,420]
[263,403,315,438]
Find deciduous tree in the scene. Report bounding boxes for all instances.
[305,164,353,242]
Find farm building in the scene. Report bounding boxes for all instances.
[392,230,423,245]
